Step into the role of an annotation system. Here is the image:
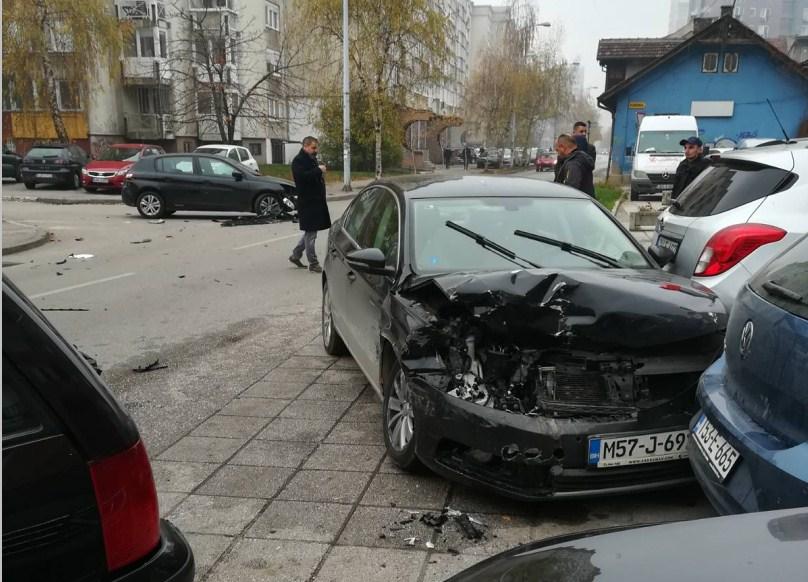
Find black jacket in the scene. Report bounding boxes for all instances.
[292,149,331,231]
[672,156,710,199]
[555,149,595,197]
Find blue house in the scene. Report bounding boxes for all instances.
[597,5,808,178]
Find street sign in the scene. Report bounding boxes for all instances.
[629,101,646,110]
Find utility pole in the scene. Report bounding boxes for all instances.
[341,0,351,191]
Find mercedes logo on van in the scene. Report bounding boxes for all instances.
[661,172,670,180]
[739,320,754,359]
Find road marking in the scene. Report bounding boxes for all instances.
[30,272,136,299]
[232,233,299,251]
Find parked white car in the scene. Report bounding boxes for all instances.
[650,141,808,309]
[194,144,260,173]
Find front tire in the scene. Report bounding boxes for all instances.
[322,280,348,356]
[382,359,420,471]
[71,172,81,189]
[255,192,282,217]
[136,191,166,218]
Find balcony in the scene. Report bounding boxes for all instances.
[189,0,237,12]
[124,113,174,140]
[116,0,168,25]
[122,57,172,85]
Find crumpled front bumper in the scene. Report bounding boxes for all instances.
[408,376,695,500]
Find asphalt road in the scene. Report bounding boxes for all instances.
[3,198,352,373]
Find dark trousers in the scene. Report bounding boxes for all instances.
[291,231,318,265]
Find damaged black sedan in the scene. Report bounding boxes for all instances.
[322,176,727,499]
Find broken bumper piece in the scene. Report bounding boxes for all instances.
[408,376,695,500]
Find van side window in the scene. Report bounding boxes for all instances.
[3,358,44,439]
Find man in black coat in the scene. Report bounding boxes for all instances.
[554,134,595,197]
[573,121,597,162]
[672,136,710,199]
[289,136,331,273]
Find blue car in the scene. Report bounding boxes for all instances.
[688,235,808,514]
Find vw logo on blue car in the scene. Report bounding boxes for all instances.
[739,320,754,359]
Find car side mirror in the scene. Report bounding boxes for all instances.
[232,171,244,181]
[346,248,395,277]
[648,244,675,267]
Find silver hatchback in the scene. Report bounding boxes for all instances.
[651,142,808,309]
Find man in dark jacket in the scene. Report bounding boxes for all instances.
[573,121,597,162]
[672,136,710,199]
[554,134,595,197]
[289,136,331,273]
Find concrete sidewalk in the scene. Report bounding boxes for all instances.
[2,219,50,255]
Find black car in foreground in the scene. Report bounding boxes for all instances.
[449,508,808,581]
[20,143,89,189]
[322,175,727,499]
[2,276,194,582]
[3,149,23,182]
[122,153,297,219]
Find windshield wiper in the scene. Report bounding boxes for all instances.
[445,221,542,270]
[762,280,805,304]
[514,229,624,269]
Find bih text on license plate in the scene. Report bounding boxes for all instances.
[588,429,689,468]
[692,414,740,482]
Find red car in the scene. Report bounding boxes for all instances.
[82,143,165,192]
[535,152,557,172]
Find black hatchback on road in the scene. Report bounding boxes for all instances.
[321,175,728,500]
[2,276,194,582]
[20,143,89,190]
[122,153,297,219]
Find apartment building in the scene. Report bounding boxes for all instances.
[689,0,808,39]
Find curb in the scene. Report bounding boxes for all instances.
[611,191,628,216]
[4,195,122,205]
[3,228,51,255]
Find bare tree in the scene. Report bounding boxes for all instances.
[165,1,313,144]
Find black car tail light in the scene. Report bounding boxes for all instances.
[88,440,160,572]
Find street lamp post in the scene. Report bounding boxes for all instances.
[342,0,351,192]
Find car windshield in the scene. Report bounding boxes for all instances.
[26,147,65,158]
[411,197,650,274]
[99,147,141,162]
[637,131,693,153]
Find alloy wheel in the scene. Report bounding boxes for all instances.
[139,193,162,217]
[386,370,415,452]
[258,195,281,217]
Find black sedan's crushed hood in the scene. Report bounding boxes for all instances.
[401,268,726,351]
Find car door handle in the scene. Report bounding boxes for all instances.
[347,271,356,282]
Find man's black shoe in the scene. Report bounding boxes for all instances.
[289,256,306,268]
[308,264,323,273]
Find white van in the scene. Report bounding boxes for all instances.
[630,115,698,201]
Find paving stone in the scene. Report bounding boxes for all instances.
[298,383,365,401]
[295,343,332,357]
[277,470,372,504]
[257,417,336,442]
[278,355,337,370]
[169,494,265,536]
[219,398,291,418]
[151,460,219,493]
[185,533,233,578]
[342,401,383,423]
[190,414,269,439]
[157,492,186,517]
[248,500,353,542]
[318,369,368,384]
[304,443,385,472]
[360,473,450,510]
[422,552,483,582]
[325,421,383,445]
[330,357,360,370]
[279,399,352,421]
[230,440,316,468]
[435,512,535,556]
[378,454,406,474]
[316,546,426,582]
[206,538,328,582]
[241,381,309,400]
[358,385,383,402]
[338,506,438,550]
[157,436,247,463]
[197,465,295,498]
[263,367,323,384]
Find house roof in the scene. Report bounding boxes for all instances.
[598,14,808,111]
[597,39,683,62]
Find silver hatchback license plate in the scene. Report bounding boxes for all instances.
[656,234,680,255]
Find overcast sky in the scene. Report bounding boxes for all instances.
[473,0,673,99]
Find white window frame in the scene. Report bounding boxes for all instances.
[268,97,282,119]
[265,1,280,31]
[267,49,281,76]
[723,52,740,73]
[702,52,719,73]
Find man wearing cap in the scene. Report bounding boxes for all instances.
[672,136,710,199]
